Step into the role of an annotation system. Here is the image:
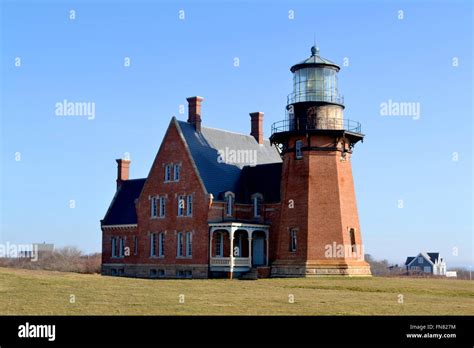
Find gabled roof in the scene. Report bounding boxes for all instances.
[404,257,415,266]
[405,252,441,266]
[427,252,440,263]
[101,179,145,226]
[177,120,282,198]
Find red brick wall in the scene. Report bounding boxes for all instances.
[133,119,210,267]
[275,134,366,265]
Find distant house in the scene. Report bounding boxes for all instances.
[405,252,446,275]
[18,243,54,258]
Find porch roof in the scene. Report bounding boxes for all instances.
[209,222,270,231]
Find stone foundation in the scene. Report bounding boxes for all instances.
[271,260,372,277]
[101,263,209,279]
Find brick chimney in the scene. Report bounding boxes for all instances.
[187,96,204,132]
[250,112,264,144]
[116,159,130,189]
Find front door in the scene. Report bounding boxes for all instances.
[252,237,265,267]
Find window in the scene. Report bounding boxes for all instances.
[177,232,184,257]
[134,236,138,255]
[150,269,158,278]
[186,232,192,257]
[173,164,181,181]
[119,237,124,257]
[159,196,166,217]
[164,164,171,182]
[177,270,192,279]
[151,196,158,217]
[158,232,165,257]
[290,229,297,252]
[295,140,303,159]
[349,228,356,253]
[216,233,224,257]
[418,257,423,264]
[252,194,262,217]
[111,237,117,257]
[423,266,431,273]
[225,193,234,216]
[150,233,158,257]
[177,196,185,216]
[111,268,118,276]
[186,195,193,216]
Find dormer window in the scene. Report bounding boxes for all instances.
[225,192,234,216]
[252,193,263,217]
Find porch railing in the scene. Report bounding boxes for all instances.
[210,257,251,267]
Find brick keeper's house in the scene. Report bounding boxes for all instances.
[101,47,371,279]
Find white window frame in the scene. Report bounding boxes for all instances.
[225,192,234,216]
[177,232,184,257]
[423,266,431,273]
[173,164,181,181]
[151,196,158,218]
[295,140,303,159]
[252,193,263,218]
[150,233,157,257]
[186,195,193,216]
[119,237,124,257]
[158,232,165,257]
[418,256,423,264]
[159,196,166,218]
[177,195,185,216]
[134,236,138,255]
[290,229,297,252]
[111,237,117,257]
[186,232,192,257]
[164,164,171,182]
[216,232,224,257]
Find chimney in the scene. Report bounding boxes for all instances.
[186,96,204,132]
[116,159,130,189]
[250,112,264,144]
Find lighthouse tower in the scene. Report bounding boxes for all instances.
[270,46,371,276]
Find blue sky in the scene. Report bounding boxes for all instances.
[1,0,472,267]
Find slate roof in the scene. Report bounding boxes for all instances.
[427,252,440,263]
[236,163,282,203]
[177,120,282,198]
[101,179,145,226]
[102,119,283,225]
[404,257,415,266]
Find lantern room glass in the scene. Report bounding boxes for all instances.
[292,67,339,103]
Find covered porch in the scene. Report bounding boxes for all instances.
[209,222,269,278]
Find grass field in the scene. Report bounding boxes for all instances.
[0,267,472,315]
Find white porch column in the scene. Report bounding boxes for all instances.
[229,226,235,279]
[209,228,214,261]
[265,230,269,266]
[248,229,253,268]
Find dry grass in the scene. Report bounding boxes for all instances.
[0,267,472,315]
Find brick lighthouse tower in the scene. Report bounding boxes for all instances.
[270,46,371,277]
